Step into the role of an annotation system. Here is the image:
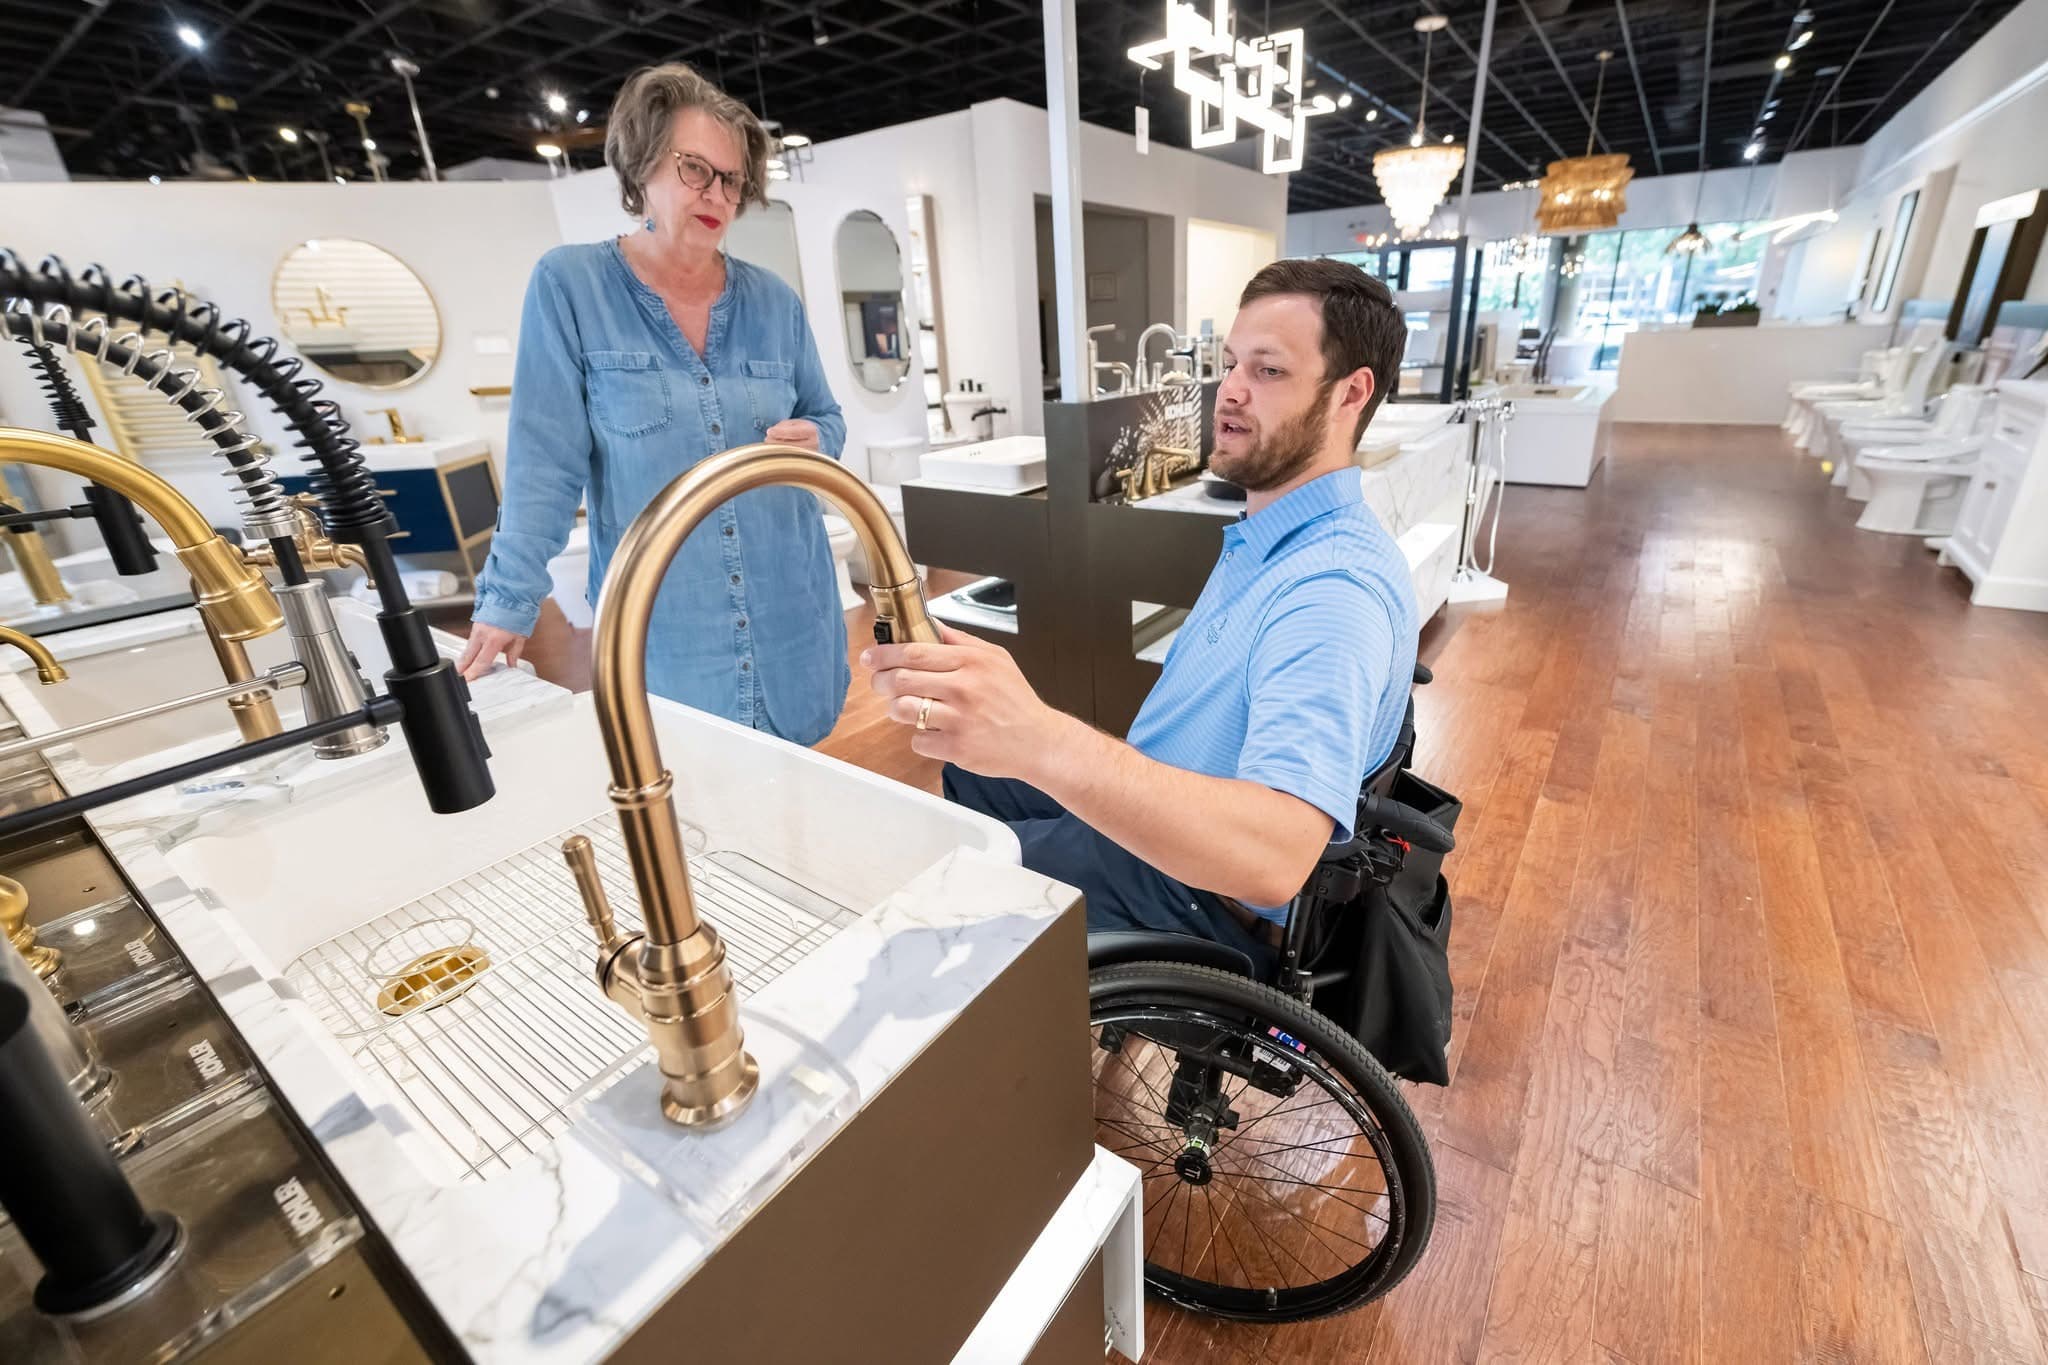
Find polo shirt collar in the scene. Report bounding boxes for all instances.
[1229,467,1364,561]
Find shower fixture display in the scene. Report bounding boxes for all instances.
[564,443,938,1129]
[0,250,494,827]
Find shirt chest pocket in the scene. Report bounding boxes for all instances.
[585,350,672,438]
[743,359,797,435]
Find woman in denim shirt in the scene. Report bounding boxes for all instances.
[460,63,851,744]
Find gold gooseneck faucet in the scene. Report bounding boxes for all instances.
[0,428,282,647]
[0,626,66,685]
[562,443,939,1129]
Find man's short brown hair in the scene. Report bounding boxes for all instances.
[1239,258,1407,441]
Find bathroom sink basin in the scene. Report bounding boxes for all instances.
[156,692,1020,1185]
[0,596,554,786]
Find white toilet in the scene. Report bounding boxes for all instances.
[1853,443,1982,536]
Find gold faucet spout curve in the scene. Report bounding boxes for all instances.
[0,626,66,685]
[0,427,281,640]
[579,442,939,1128]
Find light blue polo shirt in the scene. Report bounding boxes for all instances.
[1126,467,1419,919]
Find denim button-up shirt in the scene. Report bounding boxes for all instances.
[472,239,850,744]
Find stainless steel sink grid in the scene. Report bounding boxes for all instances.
[282,813,856,1181]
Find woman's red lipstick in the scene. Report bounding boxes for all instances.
[694,213,722,230]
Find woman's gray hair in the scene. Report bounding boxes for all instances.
[605,63,770,219]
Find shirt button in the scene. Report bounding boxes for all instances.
[736,617,748,629]
[699,376,710,387]
[1224,550,1234,561]
[711,423,721,434]
[730,573,741,584]
[722,525,735,536]
[740,660,751,671]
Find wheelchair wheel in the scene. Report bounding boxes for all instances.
[1089,961,1435,1321]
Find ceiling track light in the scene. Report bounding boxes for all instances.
[175,22,204,50]
[1774,53,1792,71]
[545,90,568,115]
[1790,30,1814,50]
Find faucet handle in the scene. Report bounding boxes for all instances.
[562,835,624,952]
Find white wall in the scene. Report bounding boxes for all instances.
[1186,219,1280,342]
[1831,0,2048,303]
[0,180,559,526]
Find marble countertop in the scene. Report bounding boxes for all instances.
[2,623,1086,1363]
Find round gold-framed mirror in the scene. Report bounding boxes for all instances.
[272,238,441,388]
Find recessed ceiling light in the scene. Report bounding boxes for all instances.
[175,23,204,50]
[1337,92,1353,108]
[1442,132,1455,144]
[1364,107,1378,122]
[1774,53,1792,71]
[536,142,563,158]
[575,108,589,123]
[1744,141,1763,160]
[545,91,568,114]
[485,86,500,99]
[277,126,298,143]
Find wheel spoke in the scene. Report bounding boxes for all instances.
[1218,1169,1379,1253]
[1218,1143,1391,1223]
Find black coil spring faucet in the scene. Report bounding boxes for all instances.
[0,250,494,815]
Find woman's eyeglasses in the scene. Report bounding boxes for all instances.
[672,151,745,204]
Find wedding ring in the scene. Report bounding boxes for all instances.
[915,696,933,732]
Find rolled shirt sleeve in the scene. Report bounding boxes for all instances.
[470,257,593,637]
[1235,570,1397,842]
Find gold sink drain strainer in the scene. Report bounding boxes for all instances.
[375,944,492,1017]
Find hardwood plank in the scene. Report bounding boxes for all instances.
[1354,1144,1513,1365]
[1475,937,1628,1364]
[1592,1167,1701,1365]
[1697,1021,1802,1365]
[1799,1196,1931,1365]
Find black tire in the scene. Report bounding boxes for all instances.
[1089,961,1436,1321]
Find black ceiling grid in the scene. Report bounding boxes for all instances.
[0,0,2019,213]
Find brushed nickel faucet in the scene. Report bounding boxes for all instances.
[563,442,938,1129]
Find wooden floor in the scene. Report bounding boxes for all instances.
[490,425,2048,1362]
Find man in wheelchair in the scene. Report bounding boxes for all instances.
[863,258,1417,969]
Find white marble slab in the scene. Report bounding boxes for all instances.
[2,656,1083,1363]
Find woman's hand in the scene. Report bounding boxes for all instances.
[457,624,529,681]
[764,418,821,451]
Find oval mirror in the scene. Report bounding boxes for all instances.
[727,200,804,296]
[833,210,911,393]
[272,238,441,388]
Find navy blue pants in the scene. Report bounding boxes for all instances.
[942,765,1276,972]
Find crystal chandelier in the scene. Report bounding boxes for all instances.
[1372,16,1464,239]
[1537,51,1631,233]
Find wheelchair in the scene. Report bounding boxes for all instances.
[1086,664,1457,1322]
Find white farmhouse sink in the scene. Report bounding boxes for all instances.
[157,692,1019,1185]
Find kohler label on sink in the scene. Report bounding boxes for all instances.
[275,1178,324,1237]
[125,938,157,968]
[188,1039,226,1083]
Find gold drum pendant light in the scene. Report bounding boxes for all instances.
[1537,50,1633,234]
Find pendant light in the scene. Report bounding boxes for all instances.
[1536,50,1633,233]
[1372,16,1465,239]
[1666,0,1716,256]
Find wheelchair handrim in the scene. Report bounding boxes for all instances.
[1091,1001,1409,1318]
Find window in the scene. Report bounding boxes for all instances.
[1561,219,1771,369]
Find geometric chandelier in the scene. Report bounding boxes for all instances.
[1536,50,1632,234]
[1127,0,1335,175]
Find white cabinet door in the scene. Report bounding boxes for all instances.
[1951,442,2013,566]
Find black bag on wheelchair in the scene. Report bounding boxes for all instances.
[1309,769,1460,1087]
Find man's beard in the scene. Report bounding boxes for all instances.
[1210,380,1335,492]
